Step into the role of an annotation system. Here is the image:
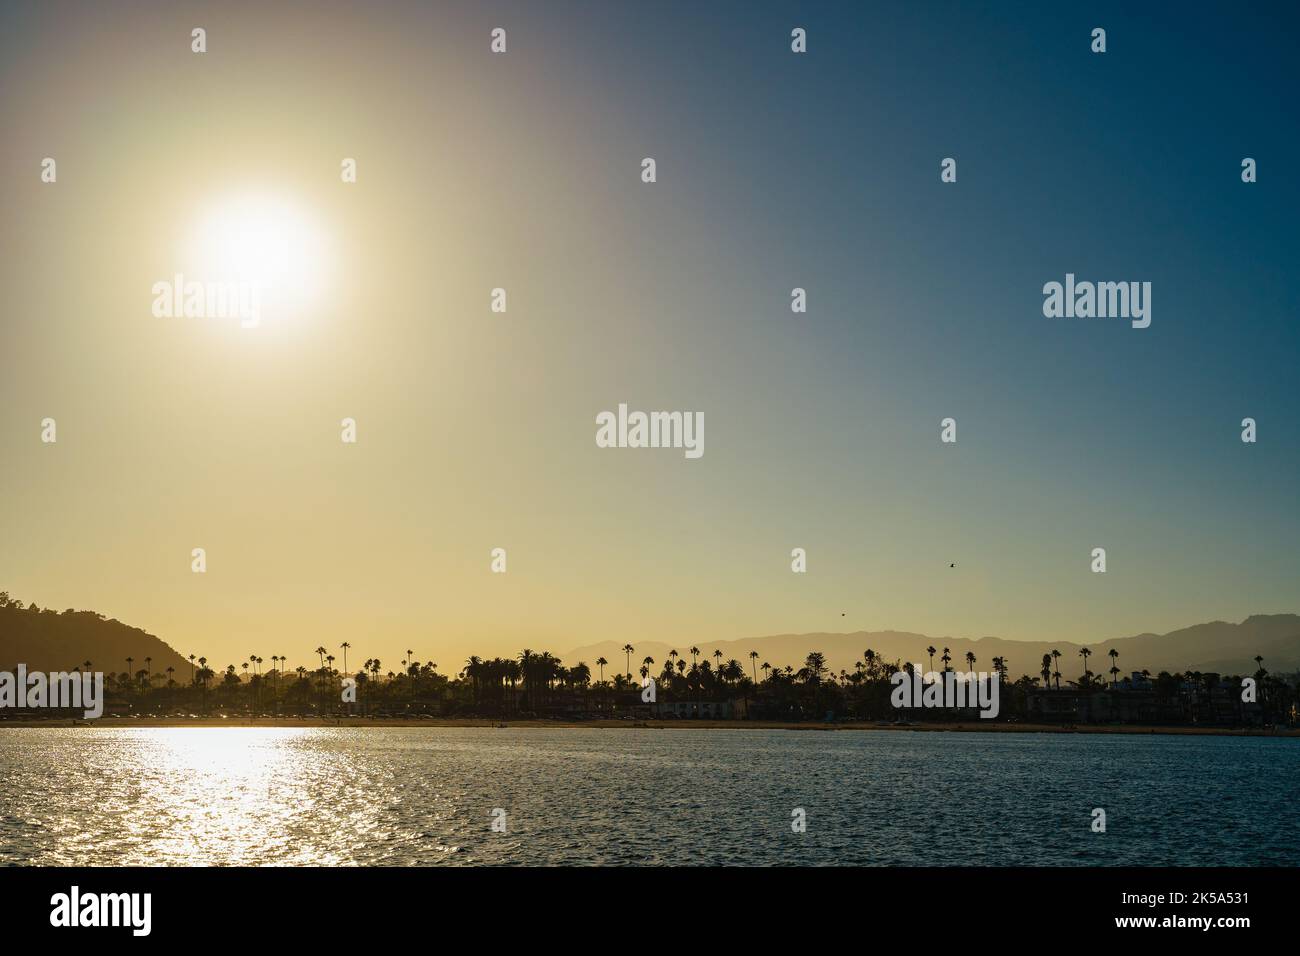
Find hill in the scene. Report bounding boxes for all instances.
[0,593,191,678]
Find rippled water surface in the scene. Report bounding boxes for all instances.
[0,727,1294,865]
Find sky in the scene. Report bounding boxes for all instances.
[2,1,1297,675]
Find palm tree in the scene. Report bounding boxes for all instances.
[314,646,327,671]
[642,656,655,684]
[941,647,951,672]
[622,644,635,679]
[689,646,700,668]
[1079,647,1092,683]
[1040,654,1052,687]
[144,656,152,684]
[761,661,772,680]
[464,656,482,705]
[340,642,351,676]
[926,645,936,674]
[1051,649,1061,689]
[964,651,976,673]
[595,657,608,682]
[713,649,723,675]
[749,650,759,682]
[1107,648,1119,687]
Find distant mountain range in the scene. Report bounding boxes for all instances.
[0,596,191,677]
[565,615,1300,681]
[3,591,1296,684]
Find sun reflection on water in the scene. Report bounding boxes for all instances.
[1,728,386,866]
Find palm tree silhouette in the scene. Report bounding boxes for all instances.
[1051,649,1061,689]
[926,645,936,674]
[595,657,607,682]
[749,650,759,682]
[965,651,976,673]
[941,647,951,672]
[340,642,351,676]
[1108,648,1119,687]
[1079,647,1092,683]
[622,644,634,679]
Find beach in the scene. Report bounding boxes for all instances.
[0,716,1294,735]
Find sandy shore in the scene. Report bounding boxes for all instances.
[0,717,1294,736]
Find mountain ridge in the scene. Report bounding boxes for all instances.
[0,596,192,678]
[564,614,1300,680]
[3,592,1295,683]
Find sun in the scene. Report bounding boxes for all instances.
[183,191,332,320]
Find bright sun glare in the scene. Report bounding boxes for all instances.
[184,192,331,318]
